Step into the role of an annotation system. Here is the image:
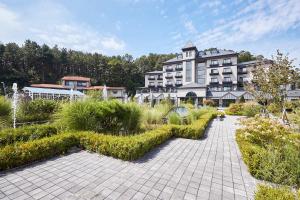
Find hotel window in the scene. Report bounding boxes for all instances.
[224,86,231,91]
[223,58,231,64]
[211,78,218,83]
[186,61,192,82]
[223,68,232,73]
[211,60,219,65]
[224,77,231,82]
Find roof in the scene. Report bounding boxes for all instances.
[62,76,91,81]
[86,86,125,90]
[23,87,85,96]
[145,71,163,74]
[178,83,206,89]
[31,84,64,89]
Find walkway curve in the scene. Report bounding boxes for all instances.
[0,116,256,200]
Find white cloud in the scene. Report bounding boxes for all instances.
[0,1,126,54]
[184,20,197,34]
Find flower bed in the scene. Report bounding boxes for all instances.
[0,111,217,170]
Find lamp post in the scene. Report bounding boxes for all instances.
[12,83,18,129]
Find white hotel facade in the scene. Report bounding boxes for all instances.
[136,42,300,106]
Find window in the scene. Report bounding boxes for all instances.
[223,68,232,73]
[211,69,218,74]
[211,60,219,65]
[224,86,231,91]
[186,61,192,82]
[223,58,231,64]
[211,78,218,83]
[224,77,231,82]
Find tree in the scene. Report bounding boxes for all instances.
[246,50,300,120]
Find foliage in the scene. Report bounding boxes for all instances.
[17,99,59,123]
[57,100,142,134]
[225,102,261,117]
[0,40,175,96]
[246,51,300,111]
[255,185,297,200]
[237,117,300,187]
[0,96,11,116]
[203,99,215,107]
[0,133,77,170]
[0,110,217,169]
[168,112,182,125]
[0,124,58,147]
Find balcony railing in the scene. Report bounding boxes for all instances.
[223,80,232,84]
[238,69,247,74]
[148,76,155,80]
[175,82,183,87]
[166,68,173,72]
[165,75,173,79]
[175,66,183,71]
[210,71,219,75]
[175,74,182,78]
[222,62,232,66]
[210,63,219,67]
[222,70,232,75]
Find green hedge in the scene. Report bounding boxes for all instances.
[0,133,77,170]
[237,117,300,187]
[0,124,58,147]
[255,185,298,200]
[0,111,216,169]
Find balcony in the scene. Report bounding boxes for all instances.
[157,76,163,80]
[238,69,248,74]
[166,68,173,72]
[148,76,155,80]
[223,80,232,84]
[165,83,173,87]
[222,70,232,75]
[222,62,232,66]
[175,74,182,78]
[175,82,183,87]
[210,63,219,67]
[165,75,173,79]
[175,66,183,71]
[209,71,219,75]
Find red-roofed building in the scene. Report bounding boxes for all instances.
[30,76,126,100]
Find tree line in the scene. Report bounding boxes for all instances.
[0,40,257,96]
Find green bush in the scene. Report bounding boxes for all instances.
[0,96,11,116]
[0,124,58,147]
[17,99,58,122]
[0,133,77,170]
[57,100,142,134]
[255,185,296,200]
[237,117,300,187]
[168,112,182,125]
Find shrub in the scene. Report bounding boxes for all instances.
[168,112,182,125]
[0,96,11,116]
[237,117,300,187]
[0,133,77,170]
[203,99,215,107]
[0,124,58,147]
[57,100,142,134]
[17,99,59,122]
[255,185,296,200]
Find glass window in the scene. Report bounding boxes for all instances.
[211,78,218,83]
[223,58,231,64]
[186,61,192,82]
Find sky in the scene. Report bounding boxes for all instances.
[0,0,300,65]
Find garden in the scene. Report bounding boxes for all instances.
[0,96,217,171]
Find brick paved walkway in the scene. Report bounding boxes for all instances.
[0,116,256,200]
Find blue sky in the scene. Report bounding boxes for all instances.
[0,0,300,65]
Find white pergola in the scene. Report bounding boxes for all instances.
[23,87,85,100]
